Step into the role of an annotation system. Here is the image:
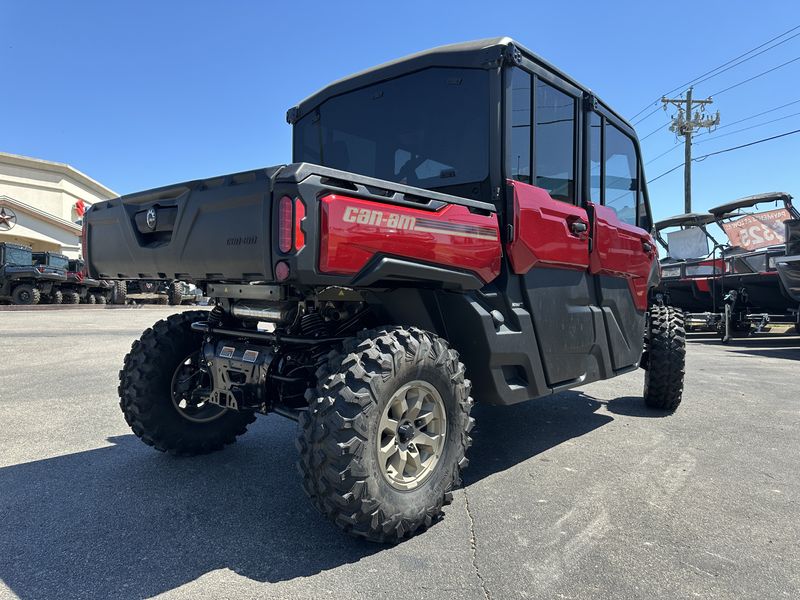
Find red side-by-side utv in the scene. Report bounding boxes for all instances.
[84,38,686,542]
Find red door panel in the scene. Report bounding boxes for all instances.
[506,181,591,273]
[588,202,657,311]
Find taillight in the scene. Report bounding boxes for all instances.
[294,198,305,250]
[278,196,293,253]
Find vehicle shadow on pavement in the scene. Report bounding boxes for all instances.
[0,417,379,599]
[464,391,613,484]
[603,396,674,418]
[0,390,623,599]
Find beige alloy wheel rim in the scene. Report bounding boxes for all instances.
[377,380,447,491]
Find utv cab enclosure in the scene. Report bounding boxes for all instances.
[85,38,685,542]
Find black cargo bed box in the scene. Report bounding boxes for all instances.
[86,167,283,281]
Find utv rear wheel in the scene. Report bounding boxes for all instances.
[644,305,686,411]
[112,281,127,305]
[94,293,107,304]
[50,290,63,305]
[11,284,40,305]
[86,293,96,304]
[298,327,474,543]
[119,310,256,455]
[63,291,81,304]
[168,281,182,306]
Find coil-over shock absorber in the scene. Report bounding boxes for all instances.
[299,310,329,338]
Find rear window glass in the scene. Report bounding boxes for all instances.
[293,68,490,191]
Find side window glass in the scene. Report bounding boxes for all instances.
[637,187,650,230]
[604,123,638,226]
[509,68,531,184]
[589,112,602,204]
[535,80,575,202]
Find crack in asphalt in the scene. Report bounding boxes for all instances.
[463,488,492,600]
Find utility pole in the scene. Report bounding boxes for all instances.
[661,87,720,213]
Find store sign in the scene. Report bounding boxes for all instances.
[720,208,790,251]
[0,207,17,231]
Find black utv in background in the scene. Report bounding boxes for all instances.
[0,243,65,305]
[30,251,70,304]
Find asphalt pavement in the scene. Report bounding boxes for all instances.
[0,309,797,599]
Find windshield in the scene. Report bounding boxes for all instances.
[293,67,490,195]
[3,246,32,266]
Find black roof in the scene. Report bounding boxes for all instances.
[287,37,633,132]
[655,212,716,231]
[0,242,32,251]
[708,192,793,218]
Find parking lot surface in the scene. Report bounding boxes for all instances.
[0,309,797,599]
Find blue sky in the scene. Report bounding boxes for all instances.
[3,1,799,223]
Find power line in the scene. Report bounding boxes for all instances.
[647,127,800,183]
[694,127,800,160]
[645,142,682,165]
[694,110,800,145]
[647,163,684,184]
[691,30,800,88]
[695,97,800,134]
[639,119,672,141]
[629,24,800,121]
[711,54,800,96]
[632,105,664,127]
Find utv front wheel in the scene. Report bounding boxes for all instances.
[119,310,256,455]
[644,305,686,411]
[298,327,474,543]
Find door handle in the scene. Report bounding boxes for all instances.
[569,220,588,235]
[642,241,654,253]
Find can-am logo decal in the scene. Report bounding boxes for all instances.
[341,205,497,241]
[343,206,416,230]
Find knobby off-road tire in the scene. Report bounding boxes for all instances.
[112,281,127,305]
[93,293,107,304]
[644,305,686,411]
[298,327,474,543]
[86,293,96,304]
[63,291,81,304]
[168,281,183,306]
[11,284,40,305]
[50,289,63,305]
[119,310,256,456]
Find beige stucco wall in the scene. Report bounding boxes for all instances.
[0,152,116,258]
[0,152,116,221]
